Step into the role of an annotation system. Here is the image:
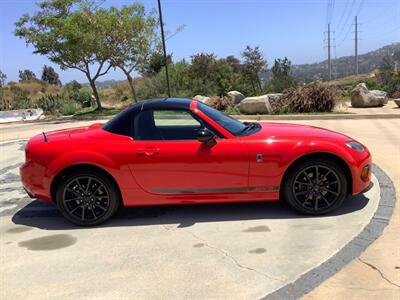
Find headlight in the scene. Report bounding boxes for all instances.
[345,141,364,152]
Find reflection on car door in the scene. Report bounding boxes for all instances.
[128,109,249,194]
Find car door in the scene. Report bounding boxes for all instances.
[128,109,249,194]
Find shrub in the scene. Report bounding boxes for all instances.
[112,83,129,101]
[224,105,240,115]
[391,90,400,99]
[60,103,77,115]
[386,74,400,98]
[73,88,92,108]
[37,94,63,113]
[364,79,380,90]
[206,96,233,111]
[281,83,336,113]
[8,85,33,109]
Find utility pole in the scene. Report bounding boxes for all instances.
[328,23,332,80]
[157,0,171,98]
[355,16,359,75]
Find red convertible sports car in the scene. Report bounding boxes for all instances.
[20,98,371,226]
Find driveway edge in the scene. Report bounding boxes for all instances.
[262,164,396,300]
[232,114,400,121]
[1,112,399,125]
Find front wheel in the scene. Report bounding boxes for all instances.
[56,171,120,226]
[282,159,348,215]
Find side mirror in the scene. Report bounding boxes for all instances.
[197,128,217,146]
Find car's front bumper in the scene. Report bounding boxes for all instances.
[350,151,372,195]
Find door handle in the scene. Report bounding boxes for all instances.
[136,147,160,156]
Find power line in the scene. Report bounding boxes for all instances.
[362,0,398,24]
[354,0,365,20]
[336,0,365,48]
[363,26,400,40]
[334,0,350,30]
[326,0,335,25]
[336,0,356,40]
[336,21,354,47]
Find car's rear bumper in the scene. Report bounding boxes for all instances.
[20,161,53,203]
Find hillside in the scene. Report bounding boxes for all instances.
[82,79,122,89]
[89,44,399,87]
[291,43,400,81]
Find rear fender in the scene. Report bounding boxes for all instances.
[45,151,131,193]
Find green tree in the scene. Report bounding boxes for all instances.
[18,69,37,81]
[107,3,159,103]
[270,57,296,92]
[73,88,92,108]
[41,65,61,85]
[0,70,6,87]
[226,55,243,73]
[211,59,236,96]
[65,80,82,94]
[378,53,400,97]
[241,45,267,93]
[139,51,173,77]
[15,0,113,110]
[187,53,217,95]
[187,53,237,96]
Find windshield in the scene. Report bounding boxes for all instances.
[198,102,248,135]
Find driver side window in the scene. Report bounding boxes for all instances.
[133,110,203,141]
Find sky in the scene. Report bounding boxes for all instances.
[0,0,399,83]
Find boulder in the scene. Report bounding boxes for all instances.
[351,83,386,108]
[265,93,283,102]
[394,99,400,108]
[193,95,211,104]
[370,90,388,104]
[227,90,245,104]
[238,95,272,114]
[237,93,284,114]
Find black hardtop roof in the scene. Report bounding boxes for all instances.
[103,98,196,135]
[132,98,193,112]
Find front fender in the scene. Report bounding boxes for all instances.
[282,139,371,194]
[247,138,371,194]
[286,139,359,168]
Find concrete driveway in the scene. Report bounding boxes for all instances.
[0,118,399,299]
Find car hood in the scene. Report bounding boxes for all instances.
[246,122,352,141]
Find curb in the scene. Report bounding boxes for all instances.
[232,114,399,121]
[1,112,399,125]
[262,164,396,300]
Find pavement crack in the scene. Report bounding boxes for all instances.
[183,229,284,283]
[358,258,400,288]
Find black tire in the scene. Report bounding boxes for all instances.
[56,171,120,226]
[282,158,348,215]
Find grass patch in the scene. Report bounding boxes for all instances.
[73,107,122,118]
[60,103,78,115]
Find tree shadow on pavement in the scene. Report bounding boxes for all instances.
[12,193,370,230]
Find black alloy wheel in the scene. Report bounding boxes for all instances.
[56,171,119,226]
[283,159,348,215]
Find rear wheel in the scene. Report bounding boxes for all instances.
[282,159,348,215]
[56,171,120,226]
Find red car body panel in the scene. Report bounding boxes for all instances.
[20,99,372,207]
